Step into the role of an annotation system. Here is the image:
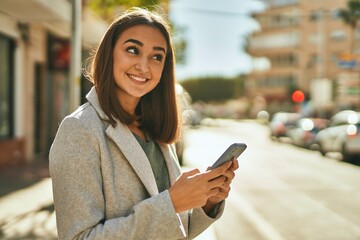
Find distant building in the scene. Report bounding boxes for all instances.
[0,0,107,167]
[246,0,359,114]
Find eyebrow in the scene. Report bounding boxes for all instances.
[123,38,166,54]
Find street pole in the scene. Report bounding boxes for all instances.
[69,0,82,113]
[316,9,326,79]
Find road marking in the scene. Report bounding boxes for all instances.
[228,190,287,240]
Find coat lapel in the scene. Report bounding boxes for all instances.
[105,121,159,197]
[159,144,181,185]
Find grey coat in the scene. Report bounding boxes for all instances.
[49,87,224,240]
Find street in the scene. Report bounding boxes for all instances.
[183,119,360,240]
[1,119,360,239]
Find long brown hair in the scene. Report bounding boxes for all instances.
[88,8,180,144]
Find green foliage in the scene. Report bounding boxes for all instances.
[172,26,187,65]
[339,0,360,28]
[180,76,246,103]
[339,0,360,52]
[88,0,167,20]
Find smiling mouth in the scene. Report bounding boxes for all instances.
[128,74,147,82]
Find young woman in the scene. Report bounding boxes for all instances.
[49,7,238,240]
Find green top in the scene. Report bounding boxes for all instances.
[133,132,170,193]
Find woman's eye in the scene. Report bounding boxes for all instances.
[153,54,164,62]
[126,46,139,55]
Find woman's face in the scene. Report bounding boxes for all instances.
[113,24,167,105]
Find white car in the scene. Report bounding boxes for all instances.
[287,118,328,149]
[314,110,360,163]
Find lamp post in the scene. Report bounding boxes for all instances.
[69,0,82,113]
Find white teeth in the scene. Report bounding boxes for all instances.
[129,74,146,82]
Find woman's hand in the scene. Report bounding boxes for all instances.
[202,158,239,214]
[169,161,232,213]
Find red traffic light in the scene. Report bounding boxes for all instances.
[292,90,305,103]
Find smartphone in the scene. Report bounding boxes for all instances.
[210,143,247,169]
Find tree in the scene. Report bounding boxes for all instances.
[88,0,169,21]
[171,25,187,65]
[180,76,246,103]
[339,0,360,53]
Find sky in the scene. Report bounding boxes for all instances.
[169,0,265,80]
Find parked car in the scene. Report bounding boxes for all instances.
[313,110,360,163]
[287,118,328,148]
[269,112,301,139]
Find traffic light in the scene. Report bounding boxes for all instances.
[291,90,305,103]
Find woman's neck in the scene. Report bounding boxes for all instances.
[116,92,140,115]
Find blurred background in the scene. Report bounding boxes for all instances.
[0,0,360,239]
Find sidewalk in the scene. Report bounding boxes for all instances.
[0,161,56,239]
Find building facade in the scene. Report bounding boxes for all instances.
[247,0,359,115]
[0,0,107,167]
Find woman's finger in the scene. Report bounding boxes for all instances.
[229,158,239,171]
[222,169,235,181]
[208,175,227,188]
[205,161,232,180]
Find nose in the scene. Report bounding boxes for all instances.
[135,57,150,73]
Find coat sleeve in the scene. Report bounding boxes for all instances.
[49,116,186,240]
[188,202,225,239]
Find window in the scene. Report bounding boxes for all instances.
[270,54,298,67]
[309,10,324,21]
[0,34,14,139]
[331,9,341,19]
[330,30,347,41]
[260,13,299,28]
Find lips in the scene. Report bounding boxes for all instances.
[128,74,147,82]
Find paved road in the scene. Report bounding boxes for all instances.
[183,119,360,240]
